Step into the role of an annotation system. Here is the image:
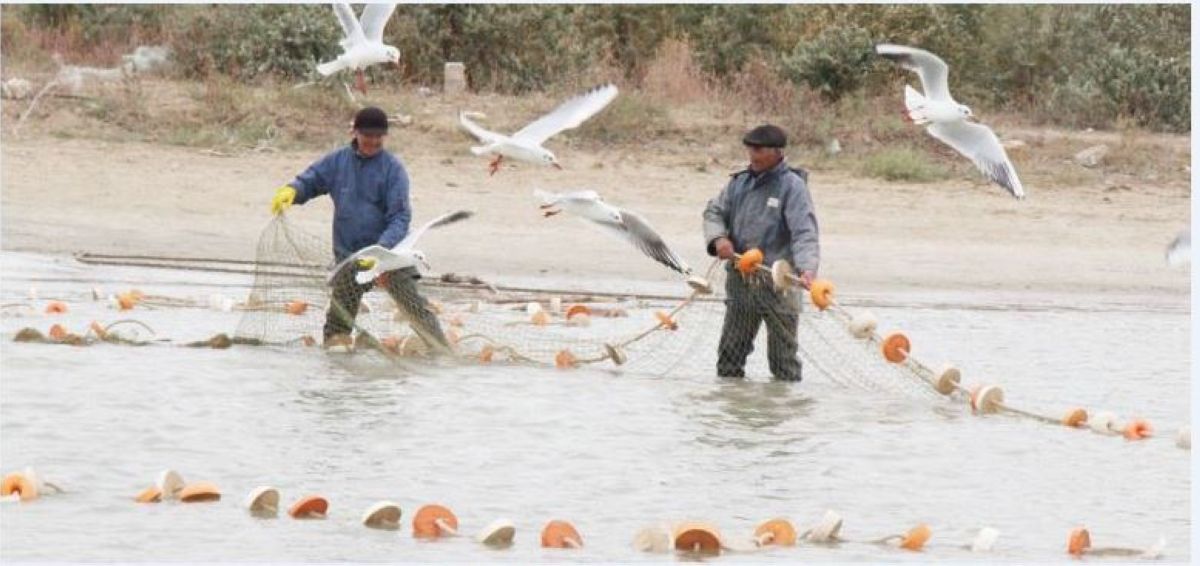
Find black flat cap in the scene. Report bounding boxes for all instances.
[742,124,787,148]
[353,106,389,135]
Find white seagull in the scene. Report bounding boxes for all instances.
[534,189,691,275]
[328,210,473,286]
[318,3,400,94]
[459,84,619,175]
[1167,228,1190,267]
[875,43,1026,199]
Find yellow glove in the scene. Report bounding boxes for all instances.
[355,257,377,270]
[270,185,297,215]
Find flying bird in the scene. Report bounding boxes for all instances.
[318,3,400,94]
[1167,228,1190,267]
[328,210,473,286]
[875,43,1026,199]
[459,84,619,175]
[534,189,691,275]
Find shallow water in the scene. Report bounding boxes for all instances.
[0,252,1190,562]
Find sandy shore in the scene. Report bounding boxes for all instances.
[1,133,1190,302]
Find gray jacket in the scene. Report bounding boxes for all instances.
[702,159,820,274]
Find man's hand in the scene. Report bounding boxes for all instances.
[270,185,297,215]
[714,237,735,260]
[355,257,377,271]
[797,271,815,290]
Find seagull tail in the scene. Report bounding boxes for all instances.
[316,60,344,77]
[902,85,930,124]
[469,144,493,156]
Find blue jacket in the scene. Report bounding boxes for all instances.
[290,142,411,262]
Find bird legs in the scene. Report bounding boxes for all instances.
[488,155,504,176]
[355,69,368,95]
[538,203,562,218]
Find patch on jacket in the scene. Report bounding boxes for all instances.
[766,197,780,208]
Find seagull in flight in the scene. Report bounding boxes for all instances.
[534,189,691,275]
[459,84,618,175]
[876,43,1026,199]
[318,3,400,94]
[328,210,473,286]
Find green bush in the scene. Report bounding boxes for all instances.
[781,25,874,101]
[861,148,949,183]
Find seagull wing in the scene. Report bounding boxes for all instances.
[1167,229,1191,266]
[875,43,953,102]
[926,120,1026,199]
[459,111,504,143]
[327,244,389,286]
[360,3,397,43]
[397,210,474,249]
[512,83,619,145]
[594,208,691,274]
[332,3,365,45]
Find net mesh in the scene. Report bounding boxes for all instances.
[235,214,944,400]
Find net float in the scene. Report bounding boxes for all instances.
[809,279,835,310]
[116,292,139,311]
[288,495,328,519]
[156,469,185,500]
[565,313,591,327]
[44,301,67,315]
[899,524,931,551]
[934,364,961,395]
[134,486,162,503]
[673,522,721,555]
[554,349,578,369]
[530,310,551,326]
[1088,412,1116,434]
[479,344,496,363]
[2,469,43,502]
[1122,418,1152,440]
[1177,426,1191,450]
[565,304,591,320]
[655,311,678,331]
[285,301,308,315]
[971,527,999,552]
[969,385,1004,415]
[1061,407,1088,428]
[525,302,544,316]
[89,321,108,340]
[686,275,713,295]
[632,525,672,553]
[1067,527,1091,556]
[244,486,280,517]
[361,501,402,529]
[736,248,764,275]
[754,518,797,547]
[48,324,68,341]
[770,259,795,291]
[806,510,844,543]
[178,481,221,503]
[604,343,627,366]
[881,333,910,363]
[413,504,458,538]
[477,518,515,547]
[848,311,878,339]
[541,520,583,549]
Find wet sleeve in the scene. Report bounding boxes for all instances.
[784,177,820,274]
[377,160,412,249]
[291,151,337,205]
[702,180,734,256]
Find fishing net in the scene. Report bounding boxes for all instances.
[235,214,945,400]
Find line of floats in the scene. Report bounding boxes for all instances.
[0,467,1170,559]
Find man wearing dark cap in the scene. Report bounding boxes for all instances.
[702,124,820,381]
[271,106,450,353]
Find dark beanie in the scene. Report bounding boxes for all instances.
[353,107,389,135]
[742,124,787,148]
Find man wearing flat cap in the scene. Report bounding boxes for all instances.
[702,124,820,381]
[270,106,450,353]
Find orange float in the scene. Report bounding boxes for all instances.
[285,300,308,315]
[673,522,721,555]
[881,333,910,363]
[117,292,139,311]
[555,349,578,369]
[1123,419,1153,440]
[1,472,38,501]
[809,279,835,310]
[531,311,551,326]
[178,481,221,503]
[899,524,931,551]
[413,504,458,538]
[48,324,68,341]
[565,304,592,320]
[1061,408,1088,428]
[655,311,678,331]
[540,520,583,548]
[89,321,108,340]
[754,518,797,546]
[135,486,162,503]
[737,249,764,275]
[44,301,68,315]
[479,345,495,363]
[1067,527,1091,556]
[288,495,328,519]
